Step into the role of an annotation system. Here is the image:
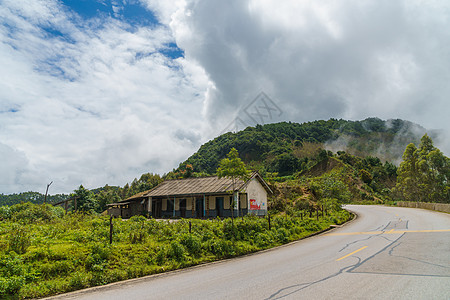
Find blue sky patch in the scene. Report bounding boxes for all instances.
[61,0,159,28]
[160,42,185,59]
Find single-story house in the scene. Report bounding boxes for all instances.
[107,172,272,219]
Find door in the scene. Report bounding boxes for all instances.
[180,198,186,218]
[153,200,162,218]
[196,197,204,218]
[216,197,224,217]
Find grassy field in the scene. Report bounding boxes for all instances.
[0,203,351,299]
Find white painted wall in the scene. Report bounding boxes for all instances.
[244,178,268,215]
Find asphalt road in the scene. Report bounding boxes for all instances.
[48,205,450,300]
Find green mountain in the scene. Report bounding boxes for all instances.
[179,117,430,177]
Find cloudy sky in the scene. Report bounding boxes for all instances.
[1,0,449,194]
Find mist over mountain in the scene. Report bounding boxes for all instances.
[180,118,434,176]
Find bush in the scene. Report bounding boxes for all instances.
[207,239,235,258]
[179,234,201,257]
[0,206,11,219]
[168,241,185,262]
[69,271,90,290]
[9,203,64,223]
[254,232,274,248]
[275,228,290,243]
[0,275,25,296]
[8,224,30,254]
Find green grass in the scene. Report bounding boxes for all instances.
[0,203,351,299]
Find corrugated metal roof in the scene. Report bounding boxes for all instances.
[124,190,148,201]
[145,176,246,197]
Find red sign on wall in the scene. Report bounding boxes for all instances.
[250,199,260,210]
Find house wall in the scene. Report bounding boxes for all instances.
[108,206,121,217]
[146,192,257,219]
[244,178,268,216]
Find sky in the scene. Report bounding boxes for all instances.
[1,0,449,194]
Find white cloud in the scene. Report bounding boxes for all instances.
[0,0,209,194]
[166,0,450,134]
[1,0,450,194]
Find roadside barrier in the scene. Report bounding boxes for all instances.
[396,201,450,213]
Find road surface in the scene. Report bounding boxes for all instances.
[47,205,450,299]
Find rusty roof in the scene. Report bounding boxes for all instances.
[117,172,272,200]
[124,190,149,201]
[145,176,246,197]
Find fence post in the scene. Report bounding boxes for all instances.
[268,214,271,231]
[189,221,192,234]
[109,216,113,244]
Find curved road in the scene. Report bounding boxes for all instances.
[48,205,450,299]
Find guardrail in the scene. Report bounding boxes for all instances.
[396,201,450,213]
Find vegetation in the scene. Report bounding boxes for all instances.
[0,203,350,299]
[393,134,449,203]
[179,118,429,176]
[0,192,68,207]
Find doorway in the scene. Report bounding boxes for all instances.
[180,198,186,218]
[153,200,162,218]
[196,197,204,218]
[216,197,224,217]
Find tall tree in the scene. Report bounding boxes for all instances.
[217,148,249,218]
[395,134,449,203]
[72,185,97,212]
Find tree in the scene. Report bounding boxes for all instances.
[72,185,97,212]
[95,186,121,213]
[217,148,250,219]
[395,134,449,203]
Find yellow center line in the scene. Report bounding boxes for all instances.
[336,246,368,261]
[326,229,450,236]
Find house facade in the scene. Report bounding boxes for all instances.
[107,172,271,219]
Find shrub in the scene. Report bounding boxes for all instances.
[8,224,31,254]
[69,271,90,290]
[208,239,235,258]
[0,206,11,219]
[179,234,201,257]
[254,232,274,248]
[155,246,167,265]
[168,241,185,262]
[275,228,290,243]
[0,275,25,296]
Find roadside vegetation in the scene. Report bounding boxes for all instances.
[0,203,350,299]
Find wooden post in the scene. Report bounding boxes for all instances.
[189,221,192,234]
[44,181,53,204]
[268,214,271,231]
[109,216,113,244]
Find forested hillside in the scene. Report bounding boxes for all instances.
[178,118,429,176]
[0,192,68,207]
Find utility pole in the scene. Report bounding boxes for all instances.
[44,181,53,204]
